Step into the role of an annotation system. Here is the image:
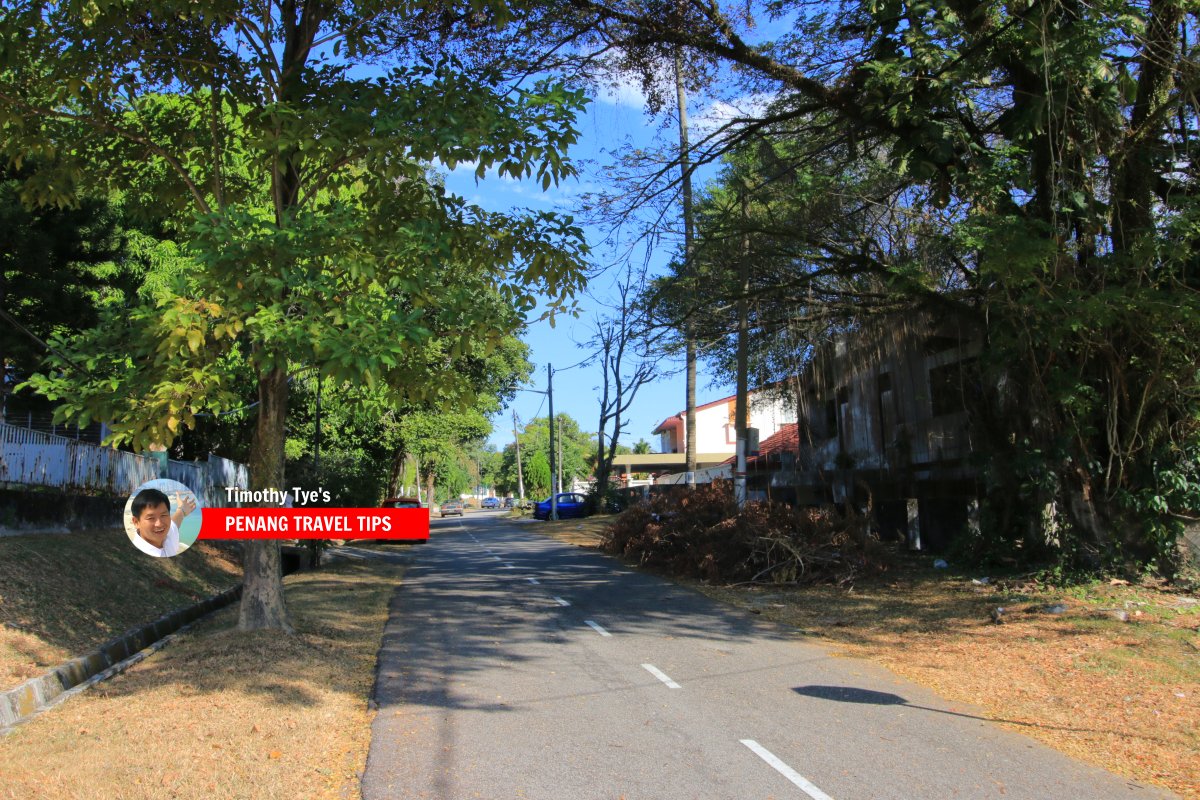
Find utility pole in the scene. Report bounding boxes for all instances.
[513,410,525,505]
[547,364,558,520]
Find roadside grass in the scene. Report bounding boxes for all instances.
[525,514,612,547]
[0,529,241,691]
[532,514,1200,799]
[0,556,401,800]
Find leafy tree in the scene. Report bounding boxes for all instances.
[386,332,532,500]
[564,0,1200,574]
[2,0,589,629]
[402,409,493,501]
[283,374,401,508]
[499,413,594,496]
[476,446,506,495]
[526,449,552,498]
[0,166,124,389]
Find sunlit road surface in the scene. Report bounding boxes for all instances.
[362,513,1172,800]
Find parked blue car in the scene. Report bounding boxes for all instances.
[481,497,500,509]
[533,492,590,520]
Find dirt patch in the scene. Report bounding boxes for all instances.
[0,557,400,800]
[531,513,1200,798]
[525,515,614,548]
[0,529,242,691]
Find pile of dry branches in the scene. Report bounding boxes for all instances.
[602,481,884,585]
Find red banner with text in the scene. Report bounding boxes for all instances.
[198,508,429,540]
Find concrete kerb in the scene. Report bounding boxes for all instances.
[0,584,244,734]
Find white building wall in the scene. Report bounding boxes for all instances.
[665,391,798,455]
[749,393,795,442]
[694,402,735,453]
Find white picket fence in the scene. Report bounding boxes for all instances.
[0,422,248,503]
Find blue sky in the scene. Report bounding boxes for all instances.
[443,75,757,453]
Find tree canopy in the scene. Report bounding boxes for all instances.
[0,0,591,628]
[561,0,1200,572]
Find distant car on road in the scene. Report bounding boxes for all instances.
[481,497,500,509]
[439,499,464,517]
[533,493,590,520]
[377,496,428,545]
[381,497,422,509]
[502,497,515,508]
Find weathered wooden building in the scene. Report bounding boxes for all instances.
[742,315,982,551]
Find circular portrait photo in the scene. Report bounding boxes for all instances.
[124,479,202,558]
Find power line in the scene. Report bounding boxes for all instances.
[530,389,547,421]
[552,352,596,374]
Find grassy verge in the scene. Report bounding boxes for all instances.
[533,515,1200,799]
[0,556,400,800]
[0,529,242,691]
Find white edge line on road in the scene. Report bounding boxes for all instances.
[584,620,612,637]
[641,663,681,689]
[527,578,540,584]
[740,740,834,800]
[552,596,569,606]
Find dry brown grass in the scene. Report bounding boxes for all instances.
[0,529,241,692]
[532,514,1200,799]
[0,557,401,800]
[527,515,615,548]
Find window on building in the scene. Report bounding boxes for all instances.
[929,358,980,417]
[836,386,850,445]
[878,372,897,449]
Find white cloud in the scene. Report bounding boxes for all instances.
[595,73,649,109]
[691,92,777,137]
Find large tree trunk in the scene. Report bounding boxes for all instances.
[239,363,292,631]
[733,191,750,509]
[386,446,406,498]
[1111,0,1183,253]
[676,45,698,489]
[424,467,436,506]
[236,2,320,632]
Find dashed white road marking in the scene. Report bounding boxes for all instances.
[502,563,516,569]
[740,740,834,800]
[641,664,681,689]
[526,578,540,585]
[552,596,569,606]
[584,620,611,637]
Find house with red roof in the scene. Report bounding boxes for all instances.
[651,387,797,457]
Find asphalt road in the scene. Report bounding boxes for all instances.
[361,513,1172,800]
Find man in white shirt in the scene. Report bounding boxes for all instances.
[129,488,196,557]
